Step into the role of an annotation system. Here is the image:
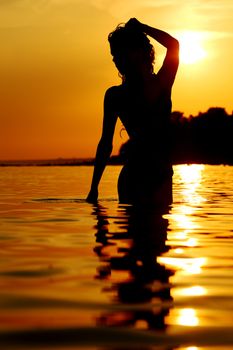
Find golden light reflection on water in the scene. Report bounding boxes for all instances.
[166,306,200,327]
[0,164,233,350]
[175,164,206,208]
[177,308,199,326]
[179,163,204,179]
[174,285,207,297]
[158,256,207,274]
[161,164,209,328]
[164,164,207,250]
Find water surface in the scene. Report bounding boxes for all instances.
[0,164,233,350]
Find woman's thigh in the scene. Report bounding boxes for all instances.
[117,165,133,203]
[117,165,173,207]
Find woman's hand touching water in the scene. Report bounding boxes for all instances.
[86,187,98,204]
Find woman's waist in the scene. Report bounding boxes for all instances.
[123,160,173,182]
[126,140,171,159]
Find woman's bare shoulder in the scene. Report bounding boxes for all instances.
[104,85,123,108]
[105,85,122,97]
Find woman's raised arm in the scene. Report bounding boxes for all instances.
[126,18,179,89]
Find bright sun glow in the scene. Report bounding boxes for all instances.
[178,31,207,64]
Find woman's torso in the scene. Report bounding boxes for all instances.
[115,74,173,169]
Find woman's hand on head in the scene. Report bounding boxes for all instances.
[125,18,144,32]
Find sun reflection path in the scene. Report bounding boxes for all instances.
[176,164,206,205]
[158,256,207,275]
[160,165,209,329]
[165,164,207,249]
[177,308,199,326]
[160,164,208,273]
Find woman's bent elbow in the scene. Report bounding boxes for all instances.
[174,38,180,50]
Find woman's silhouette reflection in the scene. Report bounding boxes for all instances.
[91,203,174,332]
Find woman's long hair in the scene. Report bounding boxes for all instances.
[108,23,155,82]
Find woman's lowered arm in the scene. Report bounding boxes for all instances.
[86,87,118,203]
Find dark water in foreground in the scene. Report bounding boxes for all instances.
[0,164,233,350]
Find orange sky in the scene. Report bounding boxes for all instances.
[0,0,232,160]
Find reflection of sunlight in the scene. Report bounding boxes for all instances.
[186,238,197,247]
[169,165,206,248]
[158,257,206,274]
[177,308,199,326]
[172,213,197,230]
[180,166,205,205]
[170,233,198,248]
[178,164,206,205]
[174,248,184,254]
[174,285,207,297]
[179,164,204,183]
[183,286,207,297]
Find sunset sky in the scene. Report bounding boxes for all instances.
[0,0,232,160]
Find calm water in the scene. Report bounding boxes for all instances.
[0,164,233,350]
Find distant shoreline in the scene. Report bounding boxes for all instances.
[0,156,122,167]
[0,158,95,167]
[0,156,232,167]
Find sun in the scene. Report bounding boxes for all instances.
[178,31,207,64]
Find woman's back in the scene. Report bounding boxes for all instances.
[116,74,173,167]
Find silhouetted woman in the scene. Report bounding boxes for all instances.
[87,18,179,206]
